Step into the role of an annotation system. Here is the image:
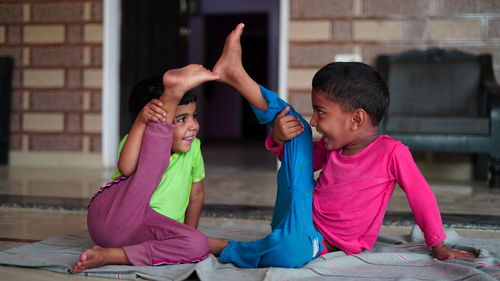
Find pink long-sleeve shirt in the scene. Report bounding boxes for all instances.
[266,134,446,255]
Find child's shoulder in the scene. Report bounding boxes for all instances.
[190,138,203,155]
[193,138,202,148]
[377,135,409,153]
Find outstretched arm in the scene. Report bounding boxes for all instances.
[213,23,267,111]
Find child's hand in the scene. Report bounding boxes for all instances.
[432,242,478,261]
[137,99,166,124]
[272,106,304,145]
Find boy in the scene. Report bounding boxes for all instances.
[208,23,477,268]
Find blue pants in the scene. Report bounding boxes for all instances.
[219,86,324,268]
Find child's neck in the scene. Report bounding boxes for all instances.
[341,127,379,156]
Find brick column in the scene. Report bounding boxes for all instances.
[0,1,103,167]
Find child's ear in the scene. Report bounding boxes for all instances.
[350,109,367,130]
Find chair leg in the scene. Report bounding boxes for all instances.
[489,157,500,188]
[473,153,488,180]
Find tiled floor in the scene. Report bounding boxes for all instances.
[1,141,500,280]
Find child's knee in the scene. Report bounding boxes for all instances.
[260,234,316,268]
[185,230,209,258]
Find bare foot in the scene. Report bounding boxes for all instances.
[162,64,219,99]
[213,23,246,85]
[72,245,129,273]
[208,238,229,256]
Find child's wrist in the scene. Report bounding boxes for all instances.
[161,89,184,101]
[431,242,446,252]
[271,134,283,145]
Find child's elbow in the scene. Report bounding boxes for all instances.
[190,189,205,203]
[117,165,135,177]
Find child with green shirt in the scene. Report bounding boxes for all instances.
[113,76,205,227]
[73,64,217,272]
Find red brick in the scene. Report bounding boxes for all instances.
[442,0,500,14]
[291,0,352,18]
[30,134,81,151]
[333,20,352,41]
[12,69,21,89]
[489,19,500,39]
[290,91,314,115]
[7,25,21,44]
[91,91,101,111]
[10,112,20,132]
[67,24,83,43]
[91,46,102,66]
[409,20,426,40]
[90,134,101,152]
[364,0,426,16]
[32,2,85,23]
[9,134,22,151]
[31,46,83,67]
[66,112,81,133]
[0,47,22,65]
[290,44,353,67]
[67,69,83,89]
[92,2,103,21]
[0,3,23,23]
[31,91,83,111]
[10,90,23,111]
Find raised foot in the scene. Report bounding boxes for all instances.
[213,23,246,85]
[162,64,220,99]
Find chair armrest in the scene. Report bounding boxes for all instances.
[480,54,500,155]
[480,55,500,97]
[490,84,500,156]
[484,76,500,98]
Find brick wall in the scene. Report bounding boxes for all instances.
[0,0,103,167]
[1,0,499,167]
[288,0,500,134]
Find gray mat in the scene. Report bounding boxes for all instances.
[0,221,499,281]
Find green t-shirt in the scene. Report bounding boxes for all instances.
[112,134,205,223]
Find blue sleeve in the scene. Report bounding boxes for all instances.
[250,85,304,127]
[250,85,315,194]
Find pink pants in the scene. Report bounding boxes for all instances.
[87,122,209,266]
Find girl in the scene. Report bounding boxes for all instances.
[72,65,219,272]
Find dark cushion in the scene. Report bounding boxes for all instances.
[388,61,480,116]
[385,115,489,135]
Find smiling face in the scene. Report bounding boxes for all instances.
[172,102,199,153]
[309,90,353,151]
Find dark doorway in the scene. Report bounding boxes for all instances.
[0,57,13,165]
[120,0,190,136]
[202,14,268,141]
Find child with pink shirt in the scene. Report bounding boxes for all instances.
[209,23,477,267]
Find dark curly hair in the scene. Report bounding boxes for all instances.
[128,75,197,122]
[312,62,389,126]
